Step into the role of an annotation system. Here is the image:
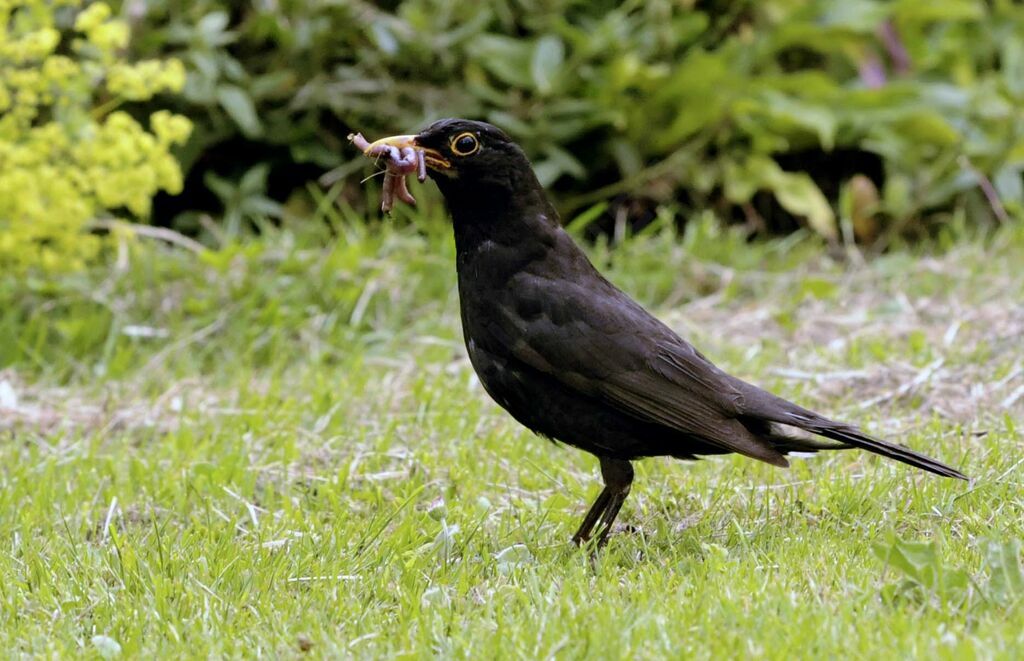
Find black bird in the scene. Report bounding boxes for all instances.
[365,119,967,548]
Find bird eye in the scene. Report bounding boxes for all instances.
[451,132,479,156]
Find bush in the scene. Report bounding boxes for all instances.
[0,0,191,273]
[122,0,1024,240]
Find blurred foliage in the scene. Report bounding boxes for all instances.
[0,0,191,272]
[122,0,1024,240]
[874,535,1024,609]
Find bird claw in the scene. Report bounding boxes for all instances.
[571,522,642,550]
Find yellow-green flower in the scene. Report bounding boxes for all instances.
[74,2,111,33]
[0,0,191,274]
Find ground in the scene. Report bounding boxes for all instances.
[1,212,1022,657]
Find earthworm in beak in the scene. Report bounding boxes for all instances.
[348,132,425,213]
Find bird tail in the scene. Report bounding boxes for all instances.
[737,386,968,480]
[798,420,967,480]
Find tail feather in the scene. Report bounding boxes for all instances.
[808,422,967,480]
[737,385,968,480]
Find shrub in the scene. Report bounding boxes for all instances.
[124,1,1024,238]
[0,0,191,273]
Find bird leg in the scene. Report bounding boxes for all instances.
[572,486,612,546]
[572,457,634,548]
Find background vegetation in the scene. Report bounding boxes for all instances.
[126,0,1024,243]
[0,0,190,272]
[6,0,1024,266]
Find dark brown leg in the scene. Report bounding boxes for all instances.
[571,457,634,547]
[594,492,628,548]
[572,487,612,545]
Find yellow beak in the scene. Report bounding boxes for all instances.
[363,134,417,153]
[366,134,451,170]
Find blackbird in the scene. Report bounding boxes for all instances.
[364,119,967,548]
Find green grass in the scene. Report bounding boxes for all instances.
[1,213,1022,658]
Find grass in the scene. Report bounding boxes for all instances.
[1,210,1022,658]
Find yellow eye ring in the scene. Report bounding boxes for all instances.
[450,132,480,156]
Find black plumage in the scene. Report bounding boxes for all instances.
[367,118,967,548]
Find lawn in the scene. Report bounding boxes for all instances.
[1,211,1022,658]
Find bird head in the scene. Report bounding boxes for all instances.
[364,118,534,192]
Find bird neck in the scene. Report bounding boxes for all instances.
[441,177,561,258]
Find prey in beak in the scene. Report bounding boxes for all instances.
[357,134,451,175]
[348,131,451,213]
[348,131,452,214]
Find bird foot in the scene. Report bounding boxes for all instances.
[570,522,642,549]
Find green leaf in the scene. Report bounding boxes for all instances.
[756,92,838,150]
[817,0,890,31]
[725,156,837,240]
[197,11,231,43]
[892,0,983,22]
[369,21,399,56]
[468,35,534,88]
[486,111,532,138]
[652,49,732,147]
[249,71,296,100]
[771,171,837,241]
[994,165,1024,210]
[238,163,270,195]
[216,85,262,137]
[565,202,609,234]
[985,539,1024,604]
[243,197,284,218]
[892,111,960,146]
[533,145,587,187]
[610,139,643,177]
[203,171,236,203]
[1003,37,1024,99]
[531,35,565,95]
[882,174,913,219]
[874,538,939,587]
[722,158,758,203]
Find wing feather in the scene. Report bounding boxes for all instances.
[495,274,787,465]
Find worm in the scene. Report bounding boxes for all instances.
[348,132,421,213]
[348,132,371,153]
[382,145,403,163]
[394,147,417,170]
[381,171,397,213]
[416,149,427,183]
[393,171,416,205]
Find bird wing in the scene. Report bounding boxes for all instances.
[492,273,789,465]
